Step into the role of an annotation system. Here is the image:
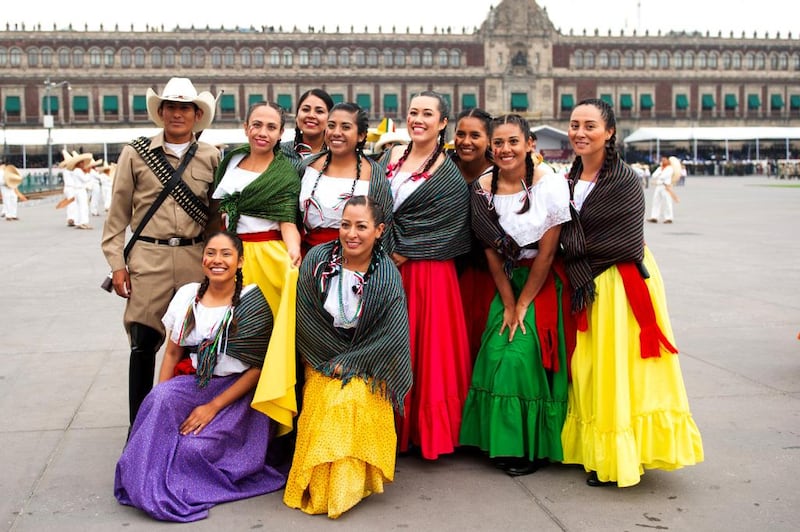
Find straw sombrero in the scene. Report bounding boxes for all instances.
[374,130,411,152]
[2,164,23,189]
[61,150,94,170]
[146,77,215,133]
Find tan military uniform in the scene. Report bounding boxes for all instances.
[101,132,220,343]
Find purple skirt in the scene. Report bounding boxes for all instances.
[114,374,287,522]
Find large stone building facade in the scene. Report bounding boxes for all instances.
[1,0,797,155]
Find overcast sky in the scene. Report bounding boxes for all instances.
[9,0,796,37]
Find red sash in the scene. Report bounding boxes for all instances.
[617,262,678,359]
[238,230,282,242]
[301,227,339,256]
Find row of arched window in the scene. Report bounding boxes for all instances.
[573,49,800,71]
[0,46,464,69]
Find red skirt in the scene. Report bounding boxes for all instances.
[395,259,472,460]
[458,264,495,364]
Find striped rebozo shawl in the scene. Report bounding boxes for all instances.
[179,285,274,387]
[469,179,526,279]
[214,145,300,233]
[301,152,396,254]
[381,154,471,260]
[296,241,412,413]
[560,156,645,312]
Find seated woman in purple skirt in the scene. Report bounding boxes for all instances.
[114,231,286,522]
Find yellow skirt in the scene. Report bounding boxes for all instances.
[561,247,704,487]
[245,240,298,436]
[283,367,396,519]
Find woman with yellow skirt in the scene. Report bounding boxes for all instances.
[212,101,301,437]
[284,196,412,518]
[559,98,703,488]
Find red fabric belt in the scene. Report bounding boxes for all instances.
[301,227,339,256]
[238,230,282,242]
[617,262,678,359]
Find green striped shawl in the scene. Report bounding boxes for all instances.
[296,241,412,413]
[559,157,645,311]
[381,154,471,260]
[214,145,300,233]
[188,285,274,386]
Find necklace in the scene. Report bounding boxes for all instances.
[337,267,363,325]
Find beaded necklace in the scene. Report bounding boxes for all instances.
[303,152,361,228]
[336,267,364,325]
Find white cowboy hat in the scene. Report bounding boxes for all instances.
[2,164,23,189]
[61,150,94,170]
[146,77,215,133]
[374,130,411,152]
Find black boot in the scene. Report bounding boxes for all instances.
[128,323,162,427]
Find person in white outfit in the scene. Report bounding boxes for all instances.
[89,158,104,216]
[647,156,678,224]
[59,150,80,226]
[60,150,94,229]
[1,164,26,220]
[99,161,115,212]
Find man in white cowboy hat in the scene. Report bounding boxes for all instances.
[101,77,221,428]
[59,148,80,226]
[0,163,27,221]
[62,150,95,229]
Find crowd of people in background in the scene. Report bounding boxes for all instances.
[3,77,706,522]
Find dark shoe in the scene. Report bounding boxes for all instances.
[586,471,616,487]
[663,219,673,224]
[502,457,541,477]
[646,218,658,223]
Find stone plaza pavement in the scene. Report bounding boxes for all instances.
[1,176,798,531]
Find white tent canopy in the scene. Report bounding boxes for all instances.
[0,127,295,168]
[623,126,800,162]
[624,127,800,143]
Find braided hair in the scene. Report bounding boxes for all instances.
[293,88,334,150]
[393,90,449,178]
[489,113,535,214]
[196,231,245,333]
[246,101,286,154]
[566,97,619,185]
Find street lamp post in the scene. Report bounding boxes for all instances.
[44,77,70,182]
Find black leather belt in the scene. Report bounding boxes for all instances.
[137,235,204,247]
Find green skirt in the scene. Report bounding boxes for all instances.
[459,265,569,461]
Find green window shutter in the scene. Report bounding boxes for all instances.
[72,95,89,112]
[132,95,147,112]
[747,94,760,110]
[331,93,345,105]
[5,95,21,113]
[676,94,689,110]
[560,94,574,111]
[724,94,737,110]
[791,95,800,110]
[620,94,633,110]
[248,94,264,107]
[461,93,477,110]
[220,94,236,112]
[383,93,398,112]
[103,95,119,113]
[510,92,528,111]
[600,94,614,106]
[277,94,292,111]
[640,94,653,110]
[701,94,715,110]
[356,93,371,110]
[770,94,784,110]
[42,95,59,113]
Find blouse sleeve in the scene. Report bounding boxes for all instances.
[161,283,198,341]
